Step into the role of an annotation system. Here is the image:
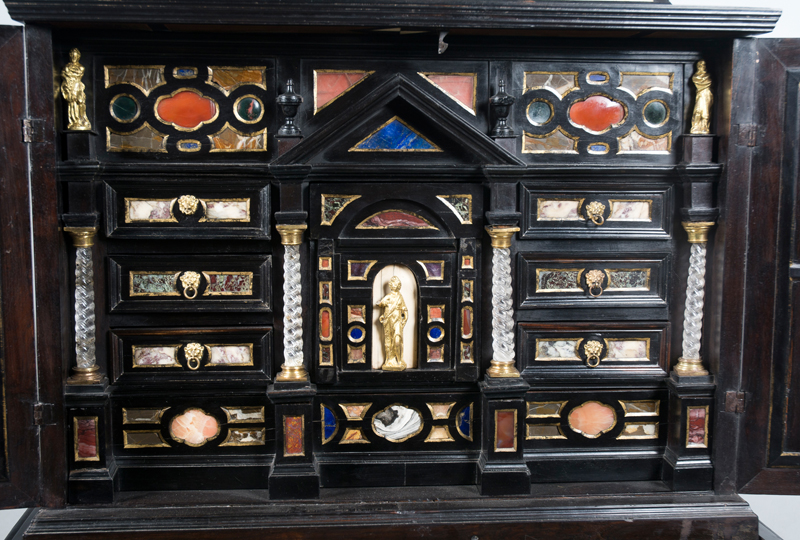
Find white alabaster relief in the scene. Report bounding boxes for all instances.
[682,243,706,360]
[75,247,96,369]
[491,247,516,364]
[283,244,304,367]
[205,200,248,221]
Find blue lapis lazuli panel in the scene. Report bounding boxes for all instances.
[429,327,443,340]
[457,405,471,439]
[350,327,363,340]
[323,405,337,440]
[353,118,437,151]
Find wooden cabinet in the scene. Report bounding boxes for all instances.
[0,2,797,537]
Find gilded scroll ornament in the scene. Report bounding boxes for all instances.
[178,195,199,215]
[180,271,201,299]
[584,201,606,226]
[377,276,409,371]
[585,269,605,298]
[183,342,204,370]
[690,60,713,135]
[61,48,92,131]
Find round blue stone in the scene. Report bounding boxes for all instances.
[350,327,363,340]
[429,327,443,340]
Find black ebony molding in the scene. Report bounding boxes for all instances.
[6,1,780,37]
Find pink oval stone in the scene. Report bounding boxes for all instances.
[569,95,625,133]
[170,409,219,446]
[568,401,616,438]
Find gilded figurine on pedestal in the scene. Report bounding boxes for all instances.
[377,276,408,371]
[61,48,92,131]
[690,60,713,135]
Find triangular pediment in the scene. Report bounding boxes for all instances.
[274,74,523,168]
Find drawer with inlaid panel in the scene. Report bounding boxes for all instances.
[110,327,272,384]
[523,388,668,483]
[521,183,673,239]
[518,322,669,379]
[104,179,269,239]
[108,254,270,313]
[518,252,671,310]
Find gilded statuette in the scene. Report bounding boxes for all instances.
[61,48,92,131]
[690,60,713,135]
[377,276,409,371]
[584,201,606,226]
[180,271,201,299]
[585,269,605,298]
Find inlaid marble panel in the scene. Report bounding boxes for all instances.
[107,123,168,153]
[418,261,444,280]
[126,199,175,222]
[207,345,253,365]
[427,402,455,420]
[347,260,376,280]
[203,199,250,222]
[687,406,708,448]
[460,342,474,364]
[320,194,361,226]
[436,195,472,224]
[347,305,365,323]
[207,66,266,95]
[220,428,265,447]
[75,417,99,461]
[462,280,473,302]
[495,410,517,451]
[320,282,332,305]
[536,339,580,360]
[605,269,649,290]
[123,430,170,448]
[133,346,180,367]
[461,307,473,339]
[170,409,219,447]
[319,308,332,341]
[314,70,372,112]
[618,128,671,154]
[320,344,334,366]
[419,73,477,114]
[340,403,371,420]
[526,424,567,440]
[347,344,365,364]
[424,426,455,443]
[340,427,370,444]
[609,200,651,221]
[123,408,168,424]
[605,339,648,360]
[569,95,625,134]
[536,269,581,292]
[221,406,264,423]
[568,402,616,438]
[130,272,180,296]
[537,199,582,221]
[619,400,660,417]
[105,65,166,95]
[283,416,304,456]
[208,123,267,152]
[527,401,567,418]
[523,127,579,154]
[617,422,658,440]
[202,272,253,296]
[358,211,436,229]
[618,72,673,99]
[524,72,578,99]
[427,345,444,362]
[156,89,218,130]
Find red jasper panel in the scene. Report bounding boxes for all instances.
[462,308,472,338]
[320,309,331,339]
[316,72,369,110]
[157,91,217,129]
[569,95,625,133]
[361,211,432,229]
[688,407,706,445]
[426,74,475,111]
[284,416,304,456]
[495,410,516,449]
[76,418,98,459]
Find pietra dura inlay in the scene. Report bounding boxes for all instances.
[687,407,709,448]
[133,346,180,367]
[527,424,567,440]
[617,72,673,99]
[126,199,175,222]
[130,272,180,296]
[537,269,581,292]
[202,272,252,296]
[568,402,616,438]
[495,410,516,451]
[536,339,580,360]
[220,429,265,447]
[203,200,249,222]
[609,200,651,221]
[75,417,99,461]
[208,123,267,152]
[322,405,338,444]
[350,117,441,152]
[314,70,372,113]
[284,416,304,456]
[207,66,266,95]
[524,72,578,99]
[170,409,220,447]
[372,405,423,442]
[605,269,649,290]
[523,127,578,154]
[207,345,252,365]
[418,72,477,114]
[107,123,168,153]
[105,65,166,96]
[605,340,648,360]
[617,422,658,440]
[358,211,436,229]
[156,89,218,130]
[537,199,582,220]
[617,128,671,154]
[456,404,473,441]
[569,95,625,134]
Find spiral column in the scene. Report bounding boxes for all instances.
[276,224,309,382]
[485,226,520,378]
[65,227,103,385]
[674,221,715,376]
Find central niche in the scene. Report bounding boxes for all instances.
[371,264,418,370]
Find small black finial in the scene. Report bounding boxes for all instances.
[276,78,303,137]
[490,79,515,138]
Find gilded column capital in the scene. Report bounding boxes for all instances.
[64,226,97,248]
[485,226,519,249]
[276,224,308,246]
[682,221,715,244]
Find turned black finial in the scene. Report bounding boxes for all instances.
[490,79,515,138]
[276,79,303,137]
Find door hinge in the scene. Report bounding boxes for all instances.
[33,403,55,426]
[736,124,760,147]
[725,391,746,413]
[22,118,46,143]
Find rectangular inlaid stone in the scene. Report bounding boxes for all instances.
[133,346,180,367]
[284,416,304,456]
[75,417,99,461]
[495,410,517,451]
[126,199,175,222]
[202,272,253,296]
[130,272,180,296]
[606,339,648,360]
[537,269,581,292]
[526,424,566,440]
[203,199,249,222]
[207,345,252,365]
[536,339,580,360]
[687,407,708,448]
[220,429,265,447]
[609,200,651,221]
[537,199,582,221]
[617,422,659,440]
[606,269,649,290]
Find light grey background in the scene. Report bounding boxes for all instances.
[0,0,797,538]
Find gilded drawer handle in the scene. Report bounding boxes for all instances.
[180,271,201,299]
[184,342,203,370]
[585,269,605,298]
[178,195,199,215]
[584,201,606,226]
[584,340,603,368]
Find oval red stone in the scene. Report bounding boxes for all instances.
[569,95,625,133]
[157,90,217,129]
[320,309,331,339]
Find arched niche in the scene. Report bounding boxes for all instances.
[371,264,418,369]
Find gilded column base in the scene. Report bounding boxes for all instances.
[486,360,521,378]
[276,363,309,382]
[67,365,104,385]
[673,357,709,377]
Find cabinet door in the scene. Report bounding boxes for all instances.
[726,38,800,494]
[0,26,48,507]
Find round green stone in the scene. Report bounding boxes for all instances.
[236,97,263,122]
[111,95,138,122]
[527,100,552,125]
[644,100,668,126]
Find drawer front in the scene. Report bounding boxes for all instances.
[105,180,269,239]
[521,184,673,239]
[518,253,670,309]
[113,393,273,456]
[524,388,667,450]
[110,327,271,384]
[109,254,271,313]
[518,322,669,379]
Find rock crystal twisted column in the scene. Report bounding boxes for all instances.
[486,226,521,378]
[674,221,715,376]
[276,224,309,382]
[65,227,103,384]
